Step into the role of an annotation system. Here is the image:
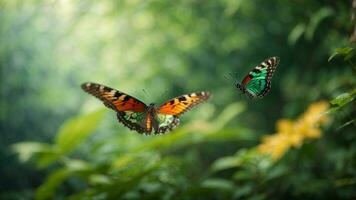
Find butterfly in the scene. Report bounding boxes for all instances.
[235,56,279,99]
[81,82,211,135]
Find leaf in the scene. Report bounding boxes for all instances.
[337,119,356,130]
[233,185,253,198]
[12,142,56,162]
[64,158,92,172]
[233,170,254,181]
[89,174,112,185]
[201,178,234,191]
[55,109,105,154]
[211,156,241,172]
[328,47,354,62]
[329,89,356,112]
[36,150,61,169]
[106,161,162,199]
[35,160,92,200]
[12,142,62,168]
[305,7,334,40]
[288,23,306,45]
[211,149,255,171]
[265,165,288,181]
[35,168,71,200]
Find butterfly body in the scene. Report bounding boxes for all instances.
[236,57,279,99]
[81,83,210,135]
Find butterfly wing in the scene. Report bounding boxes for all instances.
[81,82,146,112]
[240,57,279,98]
[154,91,210,134]
[81,82,148,133]
[155,115,180,134]
[158,91,211,116]
[116,112,147,134]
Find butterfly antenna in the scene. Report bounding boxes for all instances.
[223,75,232,81]
[224,72,237,81]
[229,72,240,86]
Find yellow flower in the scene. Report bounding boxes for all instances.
[257,101,329,161]
[277,119,294,133]
[258,133,290,160]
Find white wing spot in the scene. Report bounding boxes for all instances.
[119,95,127,100]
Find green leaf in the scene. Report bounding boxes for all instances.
[233,185,253,198]
[201,178,234,191]
[329,89,356,112]
[55,109,105,154]
[305,7,334,40]
[12,142,62,168]
[212,149,270,172]
[211,149,254,171]
[337,119,356,130]
[89,174,112,185]
[64,158,92,172]
[35,168,71,200]
[288,23,306,45]
[36,150,61,169]
[328,47,354,62]
[265,165,288,181]
[211,156,241,172]
[106,160,163,198]
[12,142,56,162]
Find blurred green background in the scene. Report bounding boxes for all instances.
[1,0,355,199]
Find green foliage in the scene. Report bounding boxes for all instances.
[1,0,355,199]
[11,101,247,199]
[55,109,105,155]
[329,47,355,62]
[329,90,356,112]
[288,7,334,45]
[36,169,71,200]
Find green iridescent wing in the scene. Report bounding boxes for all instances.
[236,57,279,99]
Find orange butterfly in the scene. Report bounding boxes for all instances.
[81,82,211,134]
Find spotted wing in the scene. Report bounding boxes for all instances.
[116,112,147,134]
[81,82,146,112]
[240,57,279,98]
[155,115,180,134]
[81,82,148,134]
[158,91,211,116]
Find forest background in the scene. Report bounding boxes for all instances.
[0,0,355,199]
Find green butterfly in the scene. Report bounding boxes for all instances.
[236,57,279,99]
